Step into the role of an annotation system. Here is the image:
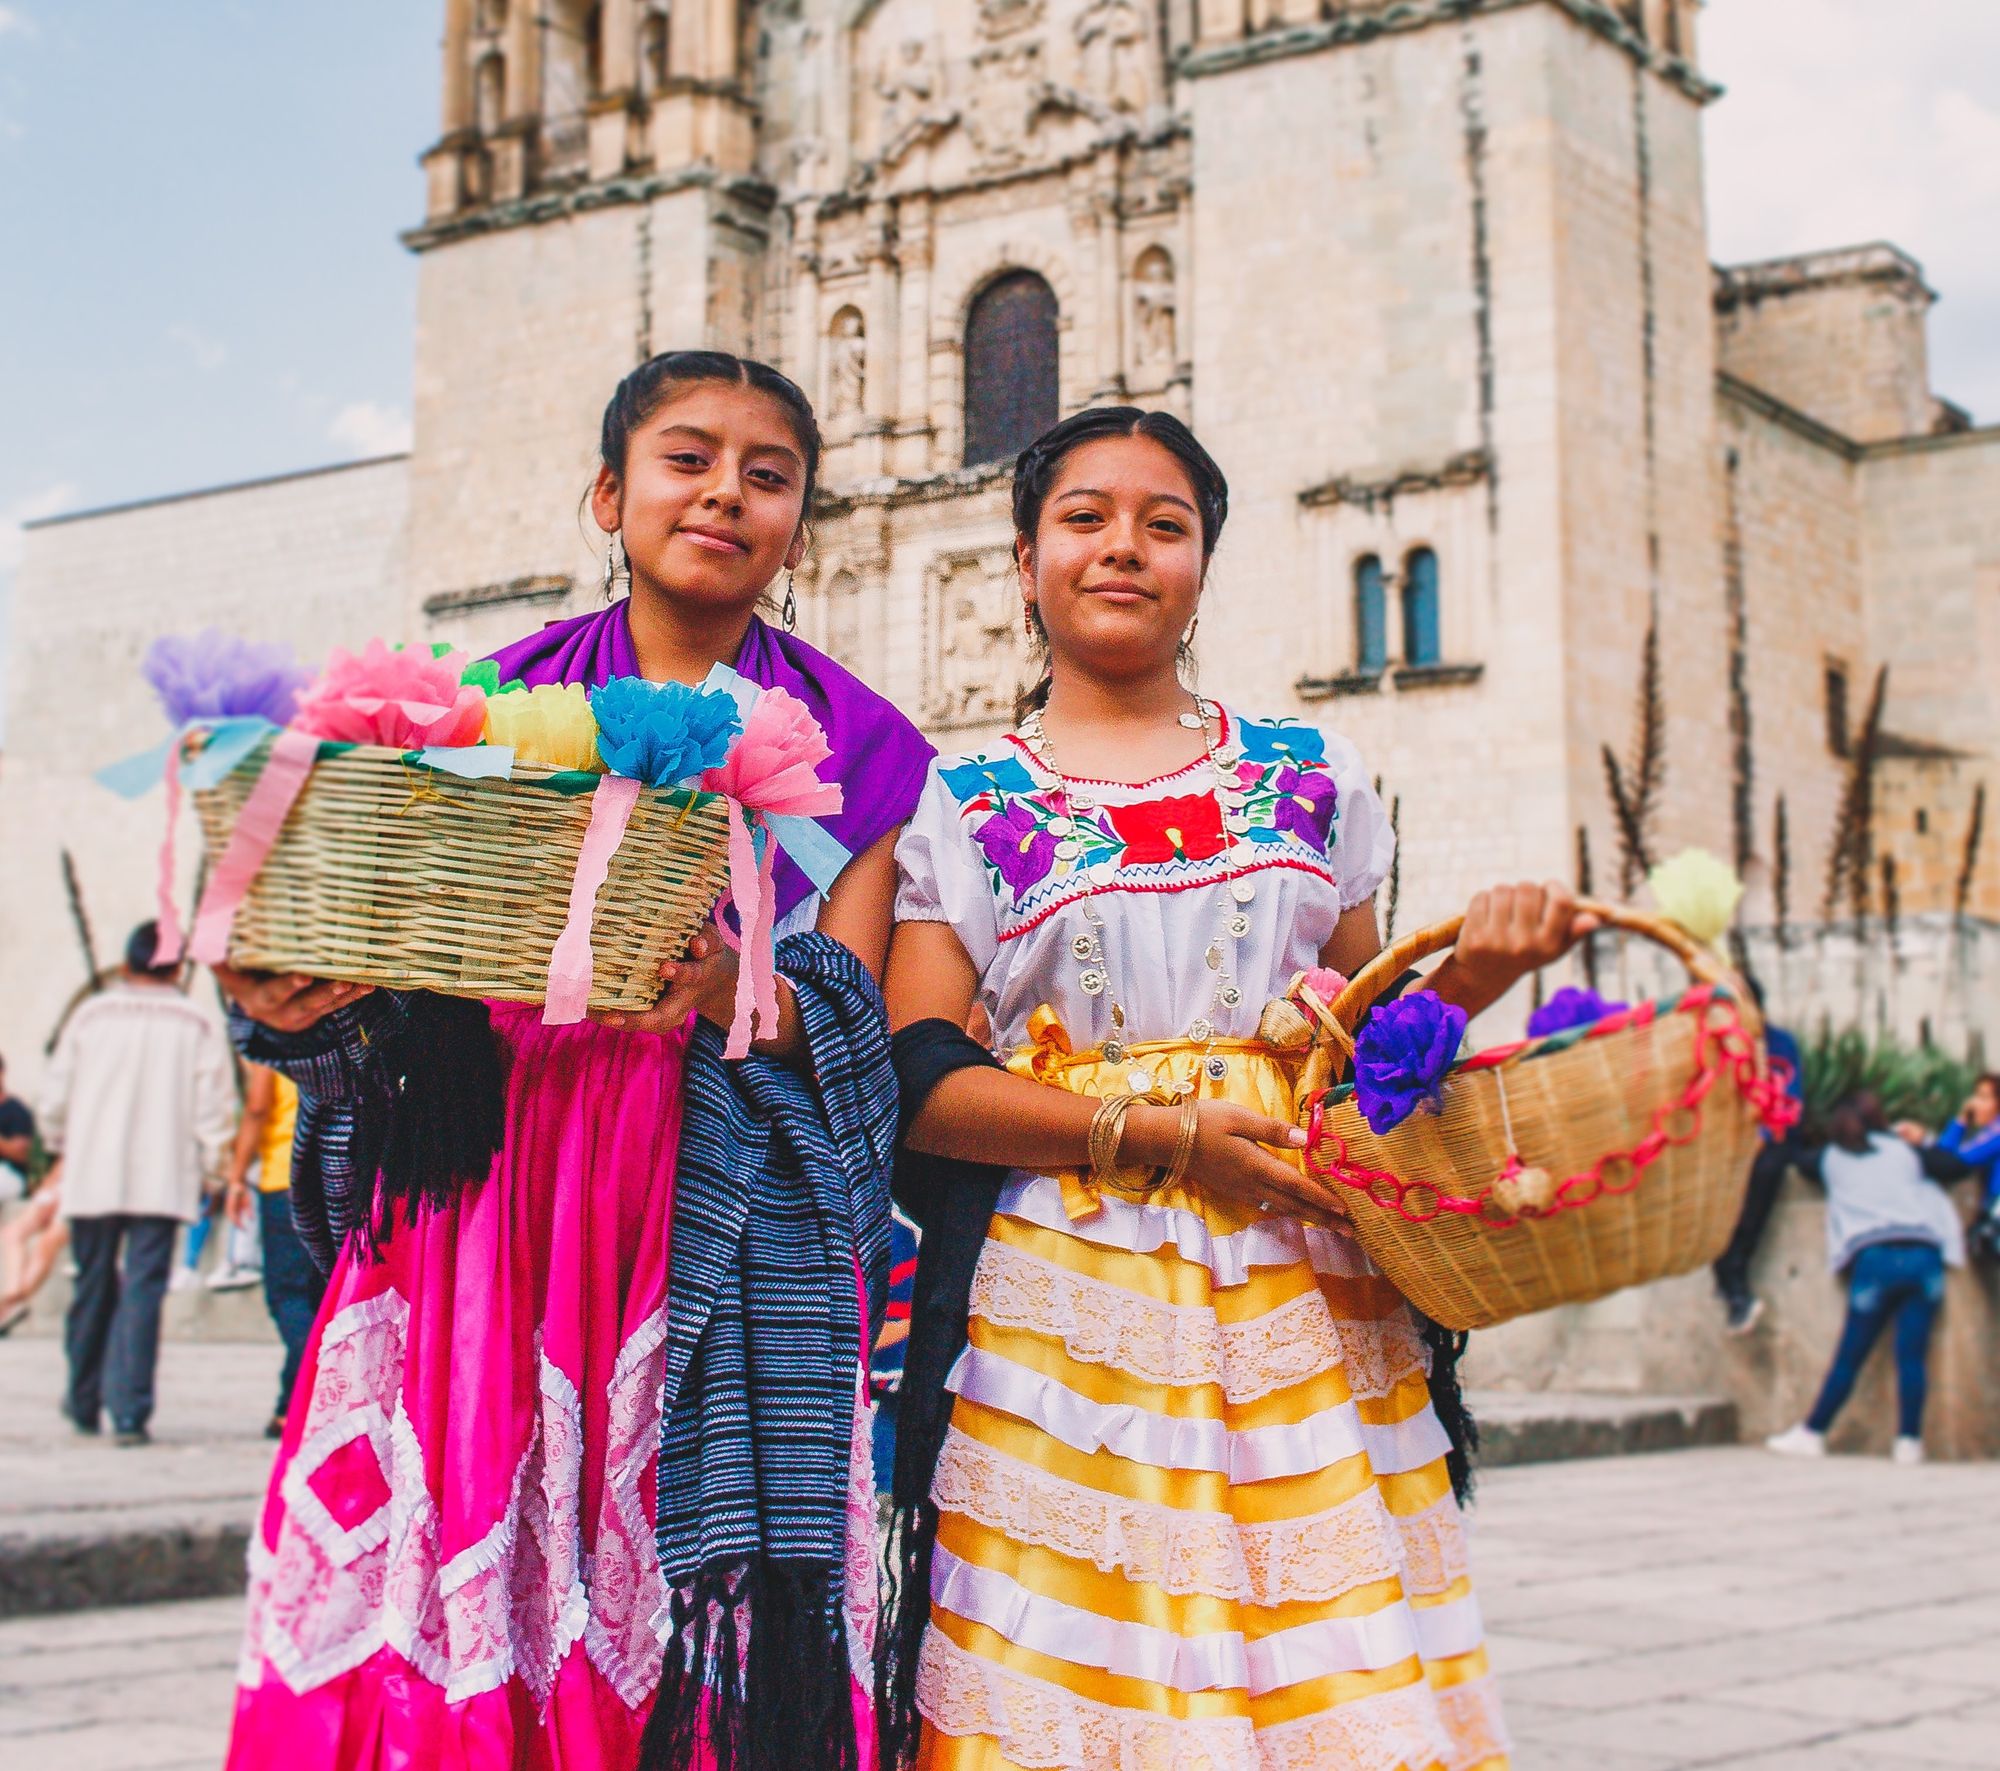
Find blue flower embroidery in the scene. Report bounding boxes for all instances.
[1236,719,1328,766]
[942,754,1037,803]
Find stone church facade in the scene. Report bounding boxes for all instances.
[6,0,1999,1082]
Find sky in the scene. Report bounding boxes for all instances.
[1,1,1997,720]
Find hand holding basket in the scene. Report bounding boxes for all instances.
[1298,900,1795,1331]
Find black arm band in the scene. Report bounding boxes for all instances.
[891,1018,1003,1134]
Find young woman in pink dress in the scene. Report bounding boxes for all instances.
[213,352,932,1771]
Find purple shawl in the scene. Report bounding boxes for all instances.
[485,602,933,922]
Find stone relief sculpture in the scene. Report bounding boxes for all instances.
[977,0,1047,41]
[966,42,1042,170]
[1074,0,1149,115]
[923,546,1023,728]
[827,306,867,419]
[1132,245,1177,369]
[875,37,941,144]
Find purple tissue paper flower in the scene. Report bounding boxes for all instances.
[974,799,1057,894]
[1526,986,1628,1041]
[1353,990,1467,1135]
[142,629,313,728]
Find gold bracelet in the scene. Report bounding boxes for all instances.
[1088,1092,1137,1181]
[1158,1096,1202,1193]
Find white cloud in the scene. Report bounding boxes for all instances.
[166,323,227,372]
[0,8,36,40]
[1702,0,2000,418]
[0,481,80,572]
[328,401,413,457]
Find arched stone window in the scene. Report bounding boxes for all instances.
[1401,547,1441,668]
[1354,554,1387,674]
[963,270,1059,467]
[475,50,506,133]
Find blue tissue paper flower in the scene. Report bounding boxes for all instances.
[1352,990,1467,1135]
[1526,986,1627,1041]
[590,677,741,787]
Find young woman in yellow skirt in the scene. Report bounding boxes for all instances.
[882,407,1590,1770]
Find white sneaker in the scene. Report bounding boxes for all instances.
[1765,1424,1827,1458]
[168,1266,201,1294]
[205,1263,261,1292]
[1892,1436,1926,1466]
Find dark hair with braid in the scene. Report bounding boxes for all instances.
[598,349,823,501]
[1009,406,1230,722]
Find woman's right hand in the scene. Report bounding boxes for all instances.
[211,964,373,1034]
[1126,1099,1346,1220]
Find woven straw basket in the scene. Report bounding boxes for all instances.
[191,738,733,1012]
[1298,900,1784,1332]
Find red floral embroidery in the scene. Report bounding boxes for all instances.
[1108,793,1228,866]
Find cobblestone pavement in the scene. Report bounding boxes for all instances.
[3,1347,1997,1767]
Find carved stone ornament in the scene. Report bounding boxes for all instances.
[965,42,1042,170]
[977,0,1046,41]
[1074,0,1150,115]
[922,545,1024,729]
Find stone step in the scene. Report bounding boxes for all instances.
[1469,1389,1740,1466]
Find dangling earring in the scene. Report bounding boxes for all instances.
[1182,613,1200,648]
[603,532,627,602]
[782,571,798,633]
[1023,600,1038,641]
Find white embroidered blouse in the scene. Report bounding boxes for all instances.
[894,707,1394,1053]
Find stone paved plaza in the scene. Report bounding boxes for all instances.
[2,1336,1997,1767]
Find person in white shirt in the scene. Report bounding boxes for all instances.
[41,922,235,1445]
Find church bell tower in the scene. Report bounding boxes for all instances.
[401,0,771,653]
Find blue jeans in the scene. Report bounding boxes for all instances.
[1806,1240,1945,1440]
[259,1190,328,1420]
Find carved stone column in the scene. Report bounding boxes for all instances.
[1094,184,1125,397]
[589,0,641,179]
[793,214,824,416]
[896,194,934,471]
[864,204,901,430]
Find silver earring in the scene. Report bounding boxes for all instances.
[603,532,627,601]
[782,572,798,633]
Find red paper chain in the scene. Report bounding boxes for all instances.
[1302,998,1801,1229]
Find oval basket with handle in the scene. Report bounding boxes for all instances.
[1296,898,1792,1332]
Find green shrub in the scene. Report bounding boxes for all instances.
[1798,1026,1980,1141]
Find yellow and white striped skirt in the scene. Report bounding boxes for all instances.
[913,1041,1508,1771]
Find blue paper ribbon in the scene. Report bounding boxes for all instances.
[94,717,280,799]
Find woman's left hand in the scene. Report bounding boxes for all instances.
[591,925,738,1036]
[1429,881,1600,1020]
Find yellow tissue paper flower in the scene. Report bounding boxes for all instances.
[481,681,603,772]
[1647,848,1744,945]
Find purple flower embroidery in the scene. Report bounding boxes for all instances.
[1527,986,1627,1040]
[1271,764,1339,852]
[1353,990,1467,1134]
[974,799,1058,894]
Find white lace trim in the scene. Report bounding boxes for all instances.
[845,1366,882,1690]
[916,1626,1507,1770]
[970,1238,1430,1407]
[932,1426,1451,1609]
[240,1290,672,1715]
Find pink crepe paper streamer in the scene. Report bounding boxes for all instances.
[152,746,188,966]
[543,775,643,1026]
[701,688,845,1059]
[188,729,323,968]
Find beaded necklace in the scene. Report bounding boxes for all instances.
[1016,695,1259,1097]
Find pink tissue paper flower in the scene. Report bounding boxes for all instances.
[290,640,488,748]
[701,685,843,816]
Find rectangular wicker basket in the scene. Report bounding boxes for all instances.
[190,738,733,1012]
